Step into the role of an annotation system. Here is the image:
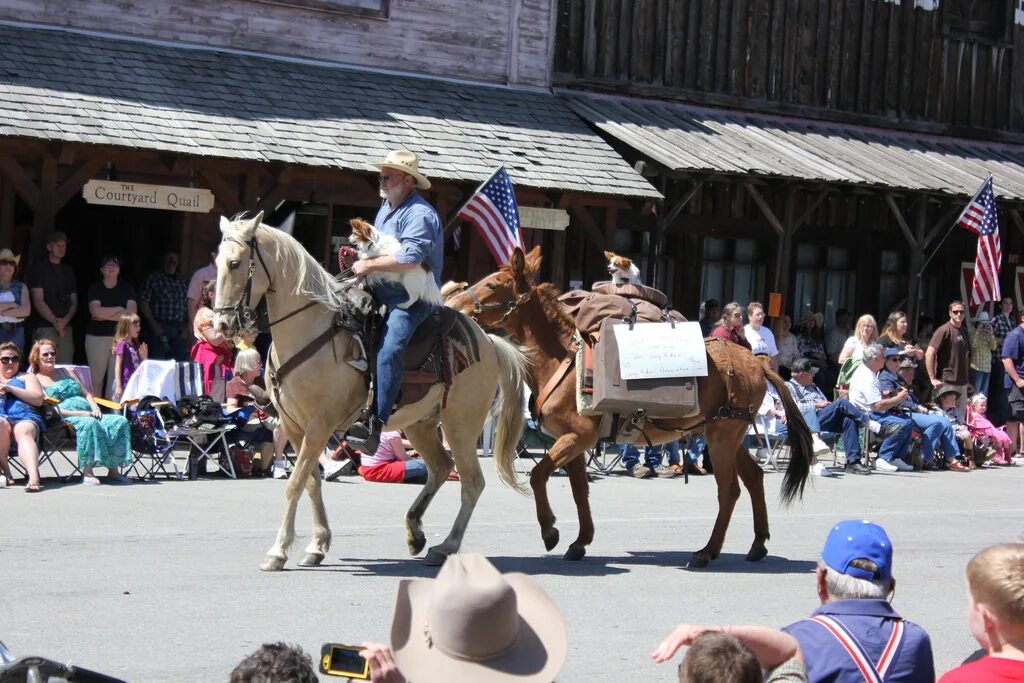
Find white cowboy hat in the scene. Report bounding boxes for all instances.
[975,311,991,324]
[0,249,20,266]
[374,149,431,190]
[391,554,567,683]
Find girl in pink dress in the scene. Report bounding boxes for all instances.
[967,394,1015,466]
[111,313,147,401]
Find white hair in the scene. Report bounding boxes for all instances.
[970,393,988,406]
[861,343,884,364]
[235,348,261,376]
[821,562,892,600]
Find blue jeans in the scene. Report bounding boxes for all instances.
[375,300,434,422]
[908,411,960,461]
[871,412,914,462]
[621,445,661,470]
[970,368,990,398]
[803,398,867,463]
[403,458,428,484]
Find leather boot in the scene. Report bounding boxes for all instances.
[347,414,383,455]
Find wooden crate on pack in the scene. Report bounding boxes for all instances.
[590,319,700,417]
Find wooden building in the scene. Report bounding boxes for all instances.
[553,0,1024,327]
[0,1,659,363]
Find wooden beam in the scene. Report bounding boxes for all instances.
[884,194,917,248]
[663,180,704,228]
[0,153,40,210]
[0,175,13,249]
[256,168,297,212]
[744,182,785,236]
[242,173,260,211]
[922,204,962,248]
[54,158,105,208]
[32,154,58,248]
[568,202,607,251]
[1010,208,1024,237]
[792,189,830,234]
[197,169,243,215]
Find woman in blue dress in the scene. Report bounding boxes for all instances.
[29,338,131,485]
[0,342,45,491]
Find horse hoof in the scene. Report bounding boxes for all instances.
[745,544,768,563]
[563,545,586,561]
[687,553,710,569]
[542,528,560,552]
[299,553,325,567]
[423,549,448,566]
[408,534,426,556]
[260,555,287,572]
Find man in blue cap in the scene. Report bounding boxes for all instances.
[782,520,935,683]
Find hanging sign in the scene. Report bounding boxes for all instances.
[83,180,215,213]
[519,207,569,231]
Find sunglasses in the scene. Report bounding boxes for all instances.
[0,356,19,364]
[950,310,966,316]
[40,351,56,358]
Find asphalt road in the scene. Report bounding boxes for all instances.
[2,455,1022,682]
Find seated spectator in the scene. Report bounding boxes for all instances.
[30,338,132,485]
[359,430,428,484]
[699,299,720,337]
[785,358,897,476]
[877,349,969,472]
[226,348,288,479]
[710,302,752,350]
[967,394,1014,466]
[0,342,44,491]
[190,280,233,397]
[933,385,977,469]
[837,314,878,364]
[774,314,800,375]
[848,344,915,472]
[356,553,567,683]
[825,308,851,363]
[796,312,830,384]
[652,623,805,682]
[229,642,317,683]
[782,519,935,683]
[938,543,1024,682]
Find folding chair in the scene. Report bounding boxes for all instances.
[515,419,556,472]
[116,399,183,480]
[36,397,84,482]
[586,442,624,475]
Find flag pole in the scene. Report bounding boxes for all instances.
[917,174,992,277]
[442,166,505,236]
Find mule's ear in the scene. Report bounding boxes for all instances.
[524,245,542,275]
[510,247,526,275]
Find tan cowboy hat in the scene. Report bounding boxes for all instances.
[802,311,823,327]
[391,554,567,683]
[0,249,20,266]
[374,149,431,190]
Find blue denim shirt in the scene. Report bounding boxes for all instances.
[783,599,935,683]
[372,192,443,308]
[878,369,918,413]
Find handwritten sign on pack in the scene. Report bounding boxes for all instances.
[612,322,708,380]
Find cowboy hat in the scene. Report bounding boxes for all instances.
[0,249,20,266]
[374,149,431,190]
[801,311,823,327]
[975,311,991,324]
[391,554,566,683]
[935,384,962,400]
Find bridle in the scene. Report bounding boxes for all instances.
[465,282,531,325]
[214,231,316,333]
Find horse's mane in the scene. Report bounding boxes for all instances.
[249,223,351,313]
[535,282,576,343]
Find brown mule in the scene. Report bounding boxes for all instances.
[447,246,812,567]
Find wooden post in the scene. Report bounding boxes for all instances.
[32,153,58,255]
[0,174,12,249]
[907,199,927,337]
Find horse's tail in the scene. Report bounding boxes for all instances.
[488,334,531,496]
[765,367,812,505]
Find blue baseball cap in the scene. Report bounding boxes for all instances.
[883,348,903,359]
[821,520,893,581]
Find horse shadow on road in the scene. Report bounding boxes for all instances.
[311,551,815,578]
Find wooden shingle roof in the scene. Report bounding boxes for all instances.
[0,24,659,199]
[567,93,1024,202]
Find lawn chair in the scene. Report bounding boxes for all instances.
[515,418,556,473]
[116,397,183,480]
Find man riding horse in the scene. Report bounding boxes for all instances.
[346,150,443,454]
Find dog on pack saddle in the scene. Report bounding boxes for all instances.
[349,218,443,310]
[603,250,642,286]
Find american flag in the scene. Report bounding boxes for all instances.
[958,176,1001,306]
[456,167,522,264]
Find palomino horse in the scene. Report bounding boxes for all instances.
[447,246,812,567]
[214,213,529,569]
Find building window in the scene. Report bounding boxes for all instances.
[250,0,390,19]
[878,250,908,317]
[944,0,1010,43]
[793,245,855,330]
[699,238,765,308]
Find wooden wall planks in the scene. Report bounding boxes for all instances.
[0,0,555,87]
[554,0,1024,136]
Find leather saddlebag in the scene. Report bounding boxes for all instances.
[591,319,698,418]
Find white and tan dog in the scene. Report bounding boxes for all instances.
[603,250,642,286]
[349,218,442,309]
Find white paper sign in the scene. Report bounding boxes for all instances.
[612,321,708,379]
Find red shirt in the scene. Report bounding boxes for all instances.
[939,656,1024,682]
[710,324,752,350]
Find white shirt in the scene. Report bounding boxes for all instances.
[849,363,881,413]
[826,328,849,357]
[744,324,778,357]
[0,288,17,324]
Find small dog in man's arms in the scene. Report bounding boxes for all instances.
[349,218,442,309]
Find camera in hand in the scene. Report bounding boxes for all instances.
[320,644,368,679]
